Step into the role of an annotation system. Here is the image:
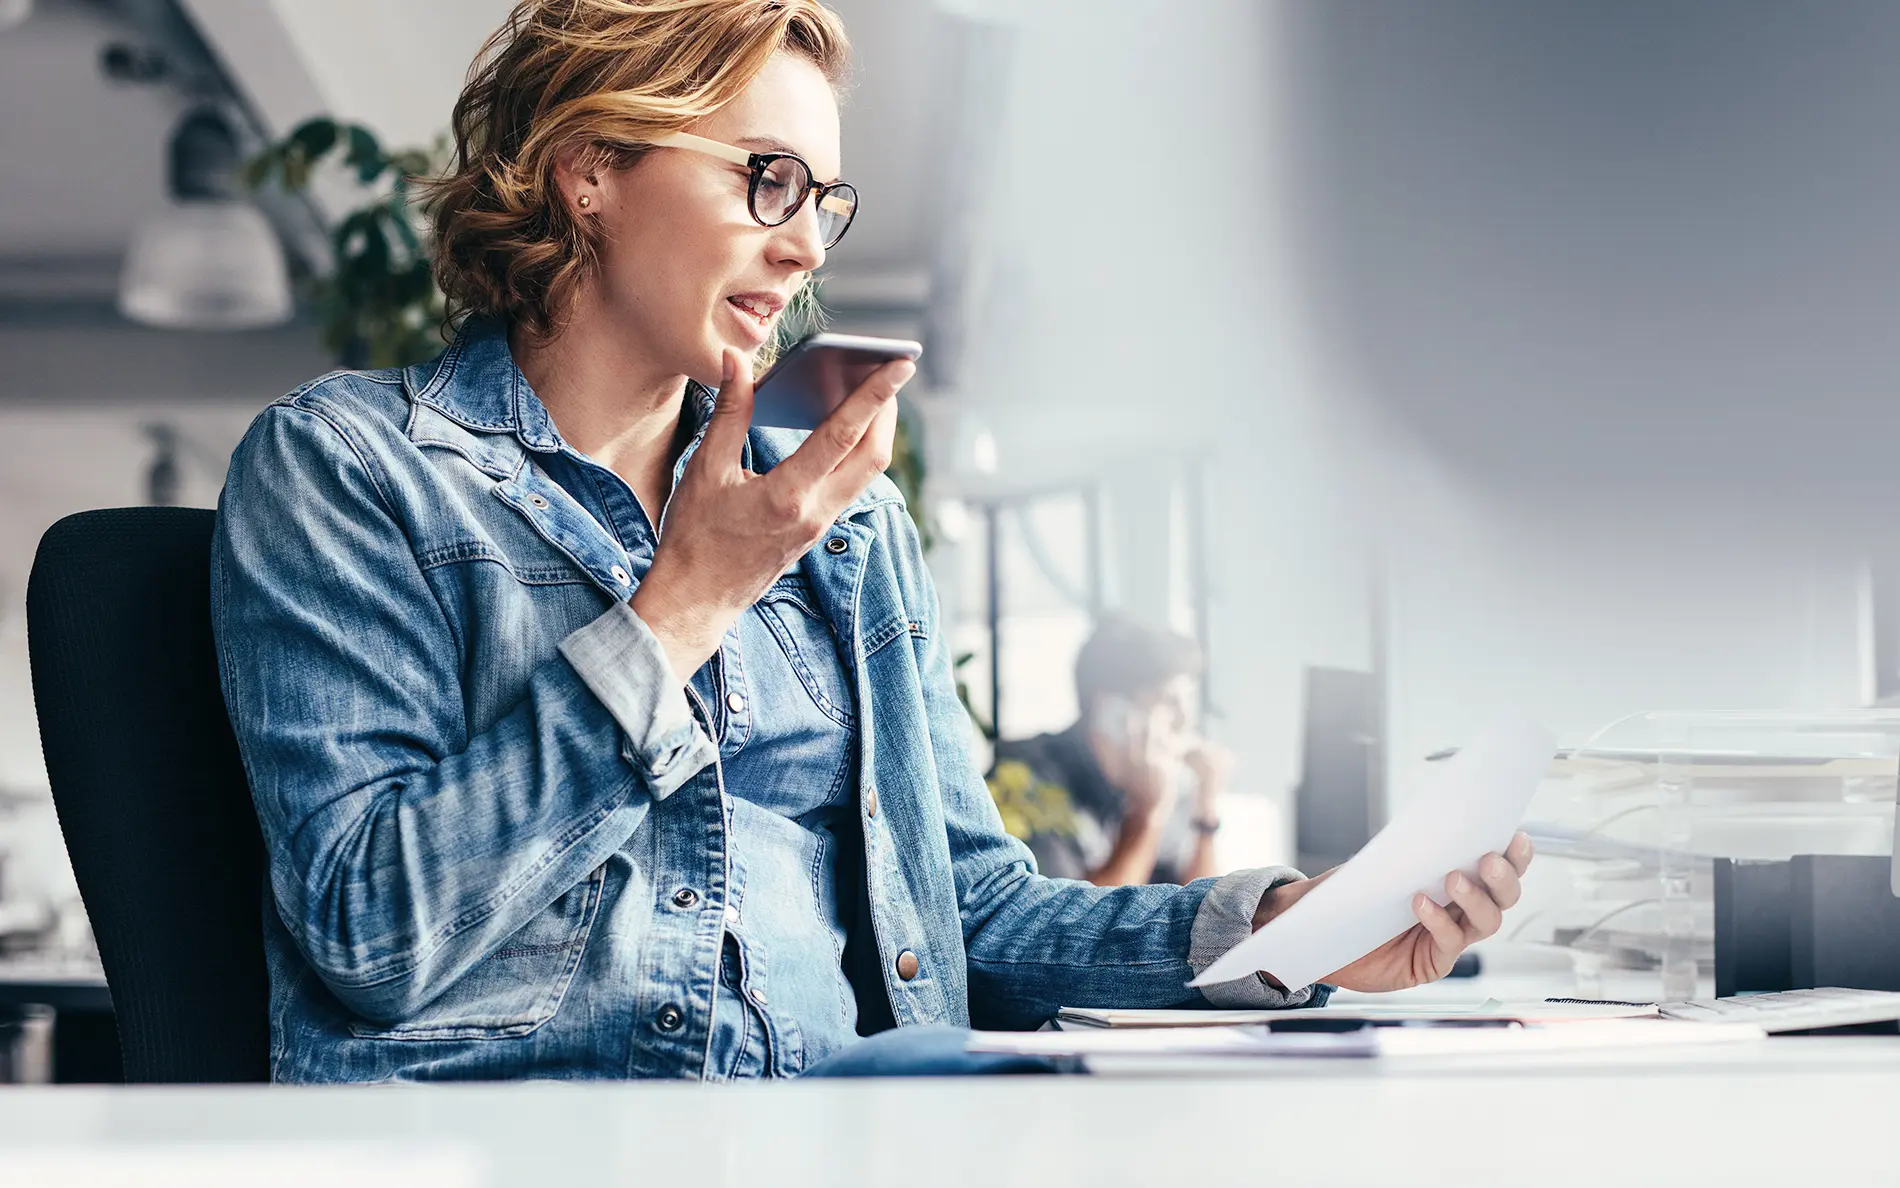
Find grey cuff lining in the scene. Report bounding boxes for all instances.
[1188,865,1324,1009]
[558,601,716,799]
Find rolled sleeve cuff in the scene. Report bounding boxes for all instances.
[558,601,716,800]
[1188,866,1335,1009]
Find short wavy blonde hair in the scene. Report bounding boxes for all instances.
[424,0,850,341]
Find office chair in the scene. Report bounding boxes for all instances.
[26,507,269,1082]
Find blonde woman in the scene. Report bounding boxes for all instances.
[212,0,1532,1082]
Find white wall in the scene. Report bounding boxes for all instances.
[1379,483,1868,809]
[1273,0,1900,814]
[925,1,1381,866]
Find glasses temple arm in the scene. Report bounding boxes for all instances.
[651,131,754,168]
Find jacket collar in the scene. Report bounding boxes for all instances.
[405,316,904,519]
[403,316,567,454]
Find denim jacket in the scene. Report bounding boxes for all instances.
[210,318,1321,1083]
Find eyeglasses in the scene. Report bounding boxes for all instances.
[654,131,858,250]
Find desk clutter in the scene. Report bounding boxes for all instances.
[971,1009,1764,1067]
[1522,711,1900,1004]
[980,988,1900,1070]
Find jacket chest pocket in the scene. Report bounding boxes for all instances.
[347,867,605,1042]
[754,575,855,728]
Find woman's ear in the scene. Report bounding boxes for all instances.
[553,145,604,216]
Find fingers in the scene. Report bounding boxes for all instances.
[1413,894,1466,970]
[1505,830,1535,876]
[774,359,916,489]
[1479,850,1524,911]
[698,349,755,471]
[1446,870,1502,942]
[813,395,899,509]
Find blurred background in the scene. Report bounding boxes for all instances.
[7,0,1900,1073]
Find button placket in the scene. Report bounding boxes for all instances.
[711,626,751,756]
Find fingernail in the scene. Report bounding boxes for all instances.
[1487,856,1509,880]
[1451,874,1469,893]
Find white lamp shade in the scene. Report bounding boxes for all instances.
[118,201,293,330]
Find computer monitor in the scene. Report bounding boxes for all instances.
[1293,666,1384,874]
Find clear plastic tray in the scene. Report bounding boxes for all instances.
[1526,711,1900,999]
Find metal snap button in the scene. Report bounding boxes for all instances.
[864,786,879,818]
[610,565,631,586]
[825,537,848,555]
[749,985,768,1006]
[895,950,920,981]
[528,493,550,510]
[671,887,699,909]
[654,1003,685,1032]
[726,691,746,714]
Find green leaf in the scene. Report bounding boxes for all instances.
[289,117,339,161]
[346,126,386,184]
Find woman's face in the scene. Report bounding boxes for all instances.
[581,52,840,388]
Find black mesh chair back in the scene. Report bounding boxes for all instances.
[26,508,269,1082]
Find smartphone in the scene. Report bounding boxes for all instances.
[749,333,923,430]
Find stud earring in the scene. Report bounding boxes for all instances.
[578,194,591,209]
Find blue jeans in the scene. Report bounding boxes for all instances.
[800,1026,1067,1077]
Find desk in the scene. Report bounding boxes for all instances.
[1,1037,1897,1186]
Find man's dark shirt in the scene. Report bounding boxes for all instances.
[985,724,1197,885]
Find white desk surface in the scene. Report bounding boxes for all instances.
[5,968,1900,1186]
[1,1037,1896,1186]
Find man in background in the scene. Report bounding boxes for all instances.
[986,618,1230,886]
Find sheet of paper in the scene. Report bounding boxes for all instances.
[975,1020,1757,1066]
[1056,1000,1657,1029]
[967,1026,1378,1059]
[1055,1003,1485,1029]
[1190,714,1556,991]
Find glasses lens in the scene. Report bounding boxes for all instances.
[752,156,811,225]
[815,183,858,248]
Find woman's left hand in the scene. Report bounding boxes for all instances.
[1252,831,1535,993]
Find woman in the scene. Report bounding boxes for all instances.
[212,0,1532,1083]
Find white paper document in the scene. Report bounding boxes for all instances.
[1190,715,1556,991]
[969,1020,1761,1066]
[1056,1000,1657,1029]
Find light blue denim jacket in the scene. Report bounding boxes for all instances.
[210,318,1323,1083]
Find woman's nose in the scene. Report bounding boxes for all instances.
[774,198,828,271]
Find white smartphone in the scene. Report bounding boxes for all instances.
[750,332,923,431]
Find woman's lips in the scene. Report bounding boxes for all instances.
[729,294,779,324]
[729,296,782,342]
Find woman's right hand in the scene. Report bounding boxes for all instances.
[631,347,914,683]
